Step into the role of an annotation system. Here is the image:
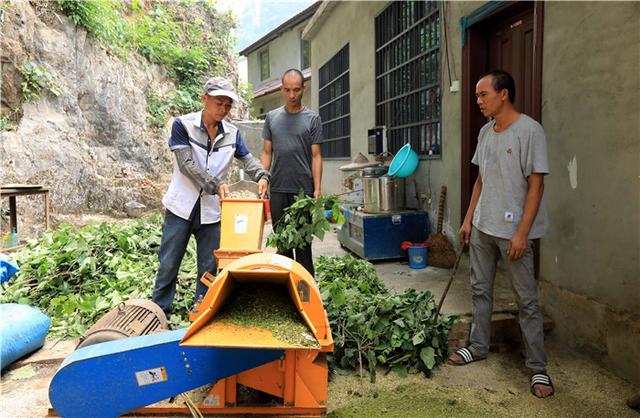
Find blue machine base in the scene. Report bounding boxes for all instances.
[337,209,429,260]
[49,329,283,418]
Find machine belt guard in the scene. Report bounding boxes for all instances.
[49,329,282,418]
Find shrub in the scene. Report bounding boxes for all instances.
[54,0,237,128]
[20,62,62,101]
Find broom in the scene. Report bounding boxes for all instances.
[425,186,457,268]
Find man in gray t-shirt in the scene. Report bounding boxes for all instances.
[448,71,554,399]
[260,69,323,276]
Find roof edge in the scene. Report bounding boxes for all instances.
[239,2,321,56]
[301,1,338,40]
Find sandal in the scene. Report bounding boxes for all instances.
[448,347,477,365]
[530,372,555,398]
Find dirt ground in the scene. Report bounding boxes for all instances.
[327,338,638,418]
[1,336,638,418]
[1,217,638,417]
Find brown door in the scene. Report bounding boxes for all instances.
[487,11,535,117]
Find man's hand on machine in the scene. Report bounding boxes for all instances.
[218,183,229,200]
[258,178,268,199]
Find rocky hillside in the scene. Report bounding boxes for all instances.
[0,0,243,236]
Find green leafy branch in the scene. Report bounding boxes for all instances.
[266,191,345,252]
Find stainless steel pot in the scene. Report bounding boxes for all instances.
[362,166,388,177]
[362,175,405,213]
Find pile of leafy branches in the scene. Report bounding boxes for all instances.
[0,217,196,337]
[314,256,457,380]
[266,191,345,252]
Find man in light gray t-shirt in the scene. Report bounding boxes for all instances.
[449,70,554,399]
[472,113,549,239]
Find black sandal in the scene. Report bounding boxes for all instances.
[530,372,555,398]
[448,347,477,365]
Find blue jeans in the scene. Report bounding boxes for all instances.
[152,209,220,317]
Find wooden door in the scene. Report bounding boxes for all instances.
[487,11,535,118]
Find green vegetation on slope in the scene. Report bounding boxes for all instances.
[54,0,239,127]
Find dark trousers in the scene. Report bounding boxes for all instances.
[152,209,220,317]
[269,192,315,276]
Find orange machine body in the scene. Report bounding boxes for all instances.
[180,197,333,416]
[213,198,268,271]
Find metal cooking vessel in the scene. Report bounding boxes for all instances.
[362,175,405,213]
[361,166,388,177]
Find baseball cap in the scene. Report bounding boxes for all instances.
[204,77,239,103]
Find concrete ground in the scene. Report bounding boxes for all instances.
[1,224,638,417]
[305,224,518,316]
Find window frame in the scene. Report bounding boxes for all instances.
[300,32,310,70]
[318,43,351,160]
[259,49,270,81]
[374,1,442,158]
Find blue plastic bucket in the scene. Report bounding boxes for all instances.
[408,246,428,269]
[388,144,419,177]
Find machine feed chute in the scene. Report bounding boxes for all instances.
[182,253,333,351]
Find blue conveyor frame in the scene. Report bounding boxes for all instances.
[49,329,283,418]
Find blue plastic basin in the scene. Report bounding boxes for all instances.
[388,144,419,177]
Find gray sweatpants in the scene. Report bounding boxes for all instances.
[468,226,547,372]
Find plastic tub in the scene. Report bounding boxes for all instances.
[388,144,419,178]
[0,304,50,369]
[408,246,428,269]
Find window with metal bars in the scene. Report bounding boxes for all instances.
[318,44,350,159]
[260,49,270,81]
[375,1,441,157]
[300,33,310,70]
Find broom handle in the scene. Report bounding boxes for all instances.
[437,185,446,233]
[435,244,466,321]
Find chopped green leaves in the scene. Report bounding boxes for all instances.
[215,284,319,348]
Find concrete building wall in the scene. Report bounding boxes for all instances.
[309,1,477,239]
[236,121,265,157]
[310,1,387,199]
[537,1,640,384]
[246,22,308,90]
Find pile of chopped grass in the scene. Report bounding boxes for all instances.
[215,284,319,348]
